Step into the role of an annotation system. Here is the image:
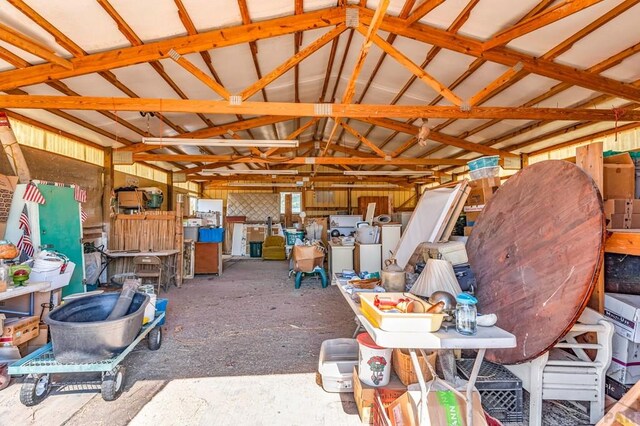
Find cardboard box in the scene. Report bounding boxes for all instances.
[465,177,500,207]
[0,316,39,347]
[247,226,266,243]
[465,211,480,226]
[609,214,629,229]
[605,293,640,342]
[378,387,487,426]
[607,332,640,384]
[464,226,473,236]
[117,190,145,208]
[292,245,325,273]
[606,375,634,400]
[604,153,635,200]
[353,366,406,424]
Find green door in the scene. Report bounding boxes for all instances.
[37,185,85,296]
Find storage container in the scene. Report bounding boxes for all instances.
[357,333,393,387]
[467,155,499,171]
[317,338,359,393]
[421,240,468,266]
[470,166,500,181]
[457,358,523,423]
[359,292,444,332]
[198,227,224,243]
[45,292,149,363]
[285,230,305,245]
[183,226,199,241]
[156,298,168,326]
[392,348,436,386]
[249,241,263,258]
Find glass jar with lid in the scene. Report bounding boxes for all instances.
[456,293,478,336]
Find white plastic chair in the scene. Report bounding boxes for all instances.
[505,307,614,425]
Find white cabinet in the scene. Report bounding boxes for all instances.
[354,243,382,275]
[328,243,355,280]
[381,224,402,265]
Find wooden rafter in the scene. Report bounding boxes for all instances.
[343,0,417,150]
[364,8,640,102]
[133,154,467,166]
[482,0,605,51]
[167,49,231,100]
[322,0,390,156]
[0,7,344,91]
[264,118,319,157]
[432,0,638,140]
[240,24,346,101]
[0,22,72,69]
[358,117,517,158]
[340,122,388,158]
[405,0,445,25]
[467,63,523,107]
[4,95,640,122]
[362,28,463,106]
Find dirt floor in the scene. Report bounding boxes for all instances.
[0,259,590,425]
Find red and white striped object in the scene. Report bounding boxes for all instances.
[74,185,87,203]
[23,183,45,204]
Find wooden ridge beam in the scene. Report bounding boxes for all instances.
[0,22,72,69]
[0,7,345,91]
[134,154,468,166]
[240,25,346,101]
[482,0,605,51]
[6,95,640,122]
[365,8,640,102]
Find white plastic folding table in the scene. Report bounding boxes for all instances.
[338,284,516,425]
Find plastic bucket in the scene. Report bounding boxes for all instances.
[356,332,392,387]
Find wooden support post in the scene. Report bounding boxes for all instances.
[521,153,529,168]
[103,147,114,246]
[284,193,293,228]
[175,194,184,288]
[166,172,174,212]
[576,142,604,313]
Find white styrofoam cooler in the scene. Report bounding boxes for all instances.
[318,338,359,393]
[29,261,75,291]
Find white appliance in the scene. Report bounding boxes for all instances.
[329,215,362,237]
[354,243,382,275]
[381,224,402,264]
[328,243,355,280]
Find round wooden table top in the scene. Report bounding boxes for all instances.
[467,160,605,365]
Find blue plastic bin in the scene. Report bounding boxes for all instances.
[156,298,168,326]
[467,155,499,171]
[199,227,224,242]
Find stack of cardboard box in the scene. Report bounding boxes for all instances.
[604,293,640,399]
[603,153,637,229]
[463,176,501,236]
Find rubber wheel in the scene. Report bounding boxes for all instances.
[0,365,10,391]
[147,326,162,351]
[20,374,51,406]
[101,365,125,402]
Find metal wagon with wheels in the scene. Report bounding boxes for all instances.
[8,311,165,406]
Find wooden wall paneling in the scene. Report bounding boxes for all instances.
[576,142,604,313]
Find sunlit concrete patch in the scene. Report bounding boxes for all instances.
[129,373,360,426]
